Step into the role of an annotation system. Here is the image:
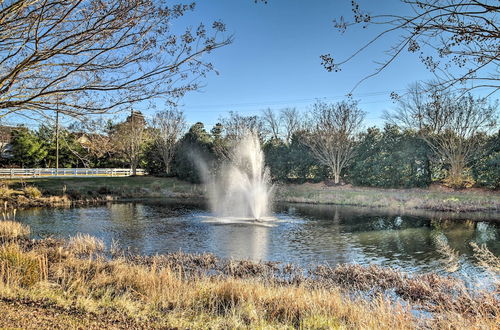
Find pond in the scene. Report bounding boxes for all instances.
[14,199,499,285]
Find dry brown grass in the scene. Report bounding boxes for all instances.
[470,242,500,275]
[0,223,496,329]
[276,183,500,212]
[0,220,30,240]
[433,233,461,272]
[0,243,47,287]
[0,185,14,198]
[67,233,105,256]
[23,186,42,198]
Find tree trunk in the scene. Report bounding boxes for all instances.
[334,172,340,184]
[131,162,137,176]
[446,157,466,187]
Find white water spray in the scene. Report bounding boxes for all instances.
[200,133,273,220]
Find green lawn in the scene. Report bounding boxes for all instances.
[4,176,203,199]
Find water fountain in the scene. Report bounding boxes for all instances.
[199,133,273,222]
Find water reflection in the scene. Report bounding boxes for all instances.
[207,224,270,261]
[13,200,500,284]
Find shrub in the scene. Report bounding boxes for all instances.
[473,151,500,189]
[0,243,45,287]
[349,125,431,188]
[442,171,475,189]
[0,220,30,240]
[97,186,112,195]
[65,189,83,200]
[23,186,42,198]
[0,185,13,198]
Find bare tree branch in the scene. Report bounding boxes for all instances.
[151,109,186,175]
[324,0,499,94]
[280,107,301,145]
[0,0,232,119]
[386,82,498,187]
[261,108,281,141]
[304,99,365,184]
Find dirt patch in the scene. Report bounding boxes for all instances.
[0,299,152,329]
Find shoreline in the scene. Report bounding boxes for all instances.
[4,194,500,222]
[1,176,499,214]
[0,230,497,329]
[274,182,500,213]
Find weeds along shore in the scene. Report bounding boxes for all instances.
[0,177,203,209]
[1,176,500,213]
[274,183,500,213]
[0,220,498,329]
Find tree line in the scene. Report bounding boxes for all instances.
[2,84,498,189]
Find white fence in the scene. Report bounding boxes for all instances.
[0,168,145,178]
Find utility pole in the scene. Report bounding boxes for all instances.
[55,100,60,174]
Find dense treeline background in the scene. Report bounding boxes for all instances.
[1,88,499,190]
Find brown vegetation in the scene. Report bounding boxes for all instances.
[3,177,497,214]
[277,182,500,213]
[0,221,497,328]
[0,220,30,241]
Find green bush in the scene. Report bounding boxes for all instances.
[349,125,431,188]
[173,122,214,183]
[472,133,500,189]
[473,151,500,189]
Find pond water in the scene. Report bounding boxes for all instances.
[14,199,499,285]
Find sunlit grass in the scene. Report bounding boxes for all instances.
[67,233,105,256]
[0,221,497,328]
[5,176,203,199]
[0,220,30,240]
[276,183,500,212]
[1,177,498,213]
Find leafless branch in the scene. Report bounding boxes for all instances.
[0,0,232,119]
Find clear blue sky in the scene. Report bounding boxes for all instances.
[5,0,458,128]
[167,0,434,128]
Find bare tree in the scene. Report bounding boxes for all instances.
[261,108,281,140]
[304,100,365,184]
[387,83,498,187]
[112,111,151,175]
[0,1,231,119]
[280,107,301,145]
[219,111,265,140]
[151,109,186,175]
[69,118,115,165]
[323,0,499,95]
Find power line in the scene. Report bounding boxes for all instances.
[181,99,395,114]
[1,89,401,128]
[179,89,404,111]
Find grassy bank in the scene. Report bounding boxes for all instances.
[1,176,203,208]
[1,176,499,212]
[0,221,498,329]
[276,183,500,213]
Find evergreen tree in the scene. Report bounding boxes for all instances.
[350,125,431,188]
[173,122,215,183]
[10,128,48,167]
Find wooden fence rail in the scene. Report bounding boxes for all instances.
[0,168,145,178]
